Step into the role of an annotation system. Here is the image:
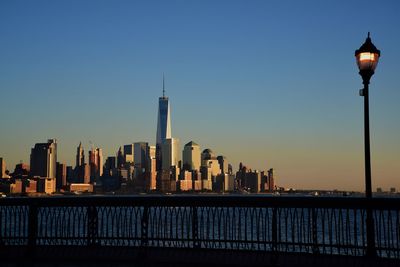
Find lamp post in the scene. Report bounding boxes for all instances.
[355,32,380,257]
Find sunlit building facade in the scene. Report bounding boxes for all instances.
[183,141,201,172]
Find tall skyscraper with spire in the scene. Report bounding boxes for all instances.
[156,74,172,171]
[156,74,172,145]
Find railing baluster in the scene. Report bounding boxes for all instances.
[141,206,149,247]
[271,207,278,265]
[192,206,200,249]
[87,206,98,246]
[312,208,319,254]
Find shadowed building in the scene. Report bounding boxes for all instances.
[117,146,124,168]
[123,144,134,164]
[12,163,30,179]
[134,142,148,172]
[133,142,149,189]
[104,156,116,176]
[30,139,57,182]
[75,142,85,183]
[56,162,67,190]
[217,155,228,174]
[66,166,74,184]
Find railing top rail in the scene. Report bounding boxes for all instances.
[0,195,399,209]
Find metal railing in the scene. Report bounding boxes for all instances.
[0,196,399,259]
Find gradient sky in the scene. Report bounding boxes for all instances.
[0,0,399,191]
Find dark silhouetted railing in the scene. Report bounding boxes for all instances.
[0,196,399,259]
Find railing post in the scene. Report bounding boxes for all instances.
[28,203,38,256]
[192,206,200,249]
[87,206,98,246]
[311,208,319,254]
[141,206,149,247]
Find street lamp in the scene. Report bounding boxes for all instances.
[355,32,380,257]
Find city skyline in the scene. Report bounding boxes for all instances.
[1,1,399,191]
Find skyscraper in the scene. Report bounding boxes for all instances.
[74,142,86,183]
[0,157,6,178]
[156,75,172,171]
[89,147,103,183]
[217,155,228,174]
[267,168,275,191]
[156,75,172,145]
[117,146,124,168]
[134,142,149,172]
[161,138,181,171]
[183,141,201,171]
[146,145,157,191]
[30,139,57,179]
[76,142,84,169]
[56,162,67,189]
[123,144,134,163]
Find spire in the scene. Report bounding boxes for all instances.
[162,72,165,98]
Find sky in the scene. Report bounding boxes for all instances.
[0,0,399,191]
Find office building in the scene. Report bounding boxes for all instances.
[156,75,172,171]
[134,142,149,171]
[161,138,181,171]
[178,170,193,191]
[13,163,30,179]
[215,173,235,192]
[267,168,275,191]
[83,163,90,184]
[156,76,172,145]
[30,139,57,179]
[245,171,261,193]
[56,162,67,189]
[217,155,228,174]
[123,144,134,163]
[66,166,74,184]
[117,146,124,168]
[146,146,157,191]
[183,141,201,171]
[89,147,103,183]
[76,142,84,168]
[0,158,6,178]
[105,156,116,175]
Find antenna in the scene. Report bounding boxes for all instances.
[162,72,165,98]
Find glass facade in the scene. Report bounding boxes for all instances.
[156,97,171,145]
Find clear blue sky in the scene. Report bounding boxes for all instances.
[1,0,399,191]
